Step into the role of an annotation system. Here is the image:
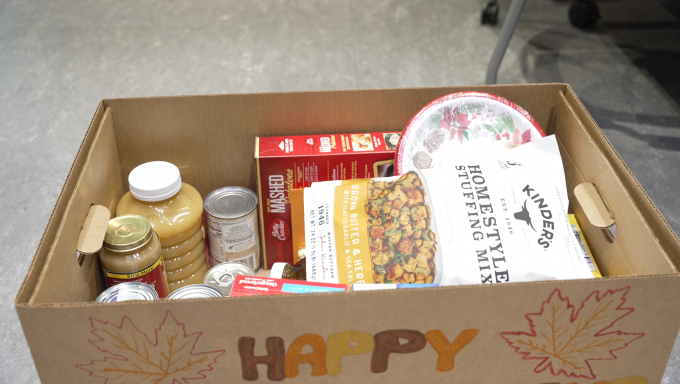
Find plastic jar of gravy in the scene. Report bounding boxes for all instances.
[99,215,170,298]
[116,161,208,293]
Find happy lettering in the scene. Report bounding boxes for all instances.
[238,328,479,381]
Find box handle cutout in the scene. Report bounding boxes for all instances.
[76,204,110,266]
[574,183,616,243]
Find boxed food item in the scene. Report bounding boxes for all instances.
[230,275,348,297]
[353,283,439,291]
[15,85,680,383]
[569,213,602,278]
[256,131,401,268]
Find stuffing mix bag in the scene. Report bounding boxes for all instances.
[304,136,596,286]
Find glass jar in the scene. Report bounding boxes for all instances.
[116,161,208,293]
[270,247,307,280]
[99,215,170,298]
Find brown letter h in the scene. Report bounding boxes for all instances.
[239,337,286,381]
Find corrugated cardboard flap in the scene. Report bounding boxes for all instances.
[14,101,106,305]
[564,86,680,269]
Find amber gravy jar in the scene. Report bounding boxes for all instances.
[99,215,170,298]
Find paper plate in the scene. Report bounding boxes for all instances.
[395,92,545,175]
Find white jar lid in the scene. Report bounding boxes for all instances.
[270,262,289,279]
[128,161,182,202]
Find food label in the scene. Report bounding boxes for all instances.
[229,275,348,297]
[206,214,257,260]
[103,256,169,298]
[256,131,401,269]
[333,181,373,284]
[227,252,259,270]
[352,283,439,291]
[569,214,601,277]
[305,136,595,286]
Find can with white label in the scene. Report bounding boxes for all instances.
[204,186,260,271]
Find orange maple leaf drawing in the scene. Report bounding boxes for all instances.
[76,310,224,383]
[500,287,643,380]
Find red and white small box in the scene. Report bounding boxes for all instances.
[230,275,349,297]
[255,131,401,269]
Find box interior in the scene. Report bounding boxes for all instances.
[18,84,680,305]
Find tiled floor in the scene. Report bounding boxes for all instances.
[1,0,679,382]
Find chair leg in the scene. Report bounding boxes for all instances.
[481,0,499,26]
[485,0,528,84]
[569,0,601,29]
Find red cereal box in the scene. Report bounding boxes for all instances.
[230,275,349,297]
[255,131,401,269]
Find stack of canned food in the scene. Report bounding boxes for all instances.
[96,261,258,302]
[96,161,260,302]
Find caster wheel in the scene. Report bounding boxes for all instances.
[569,0,600,29]
[481,1,499,26]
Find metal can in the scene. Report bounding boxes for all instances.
[204,261,256,297]
[166,284,223,300]
[204,186,260,270]
[96,282,159,303]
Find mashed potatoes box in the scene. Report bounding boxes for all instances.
[256,132,401,268]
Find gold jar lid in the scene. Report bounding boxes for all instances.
[103,215,153,252]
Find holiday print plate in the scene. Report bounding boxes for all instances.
[395,92,546,175]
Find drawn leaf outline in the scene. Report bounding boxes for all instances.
[500,287,643,380]
[76,310,225,384]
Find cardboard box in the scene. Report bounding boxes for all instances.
[255,132,399,268]
[15,85,680,383]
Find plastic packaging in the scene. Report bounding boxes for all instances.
[116,161,208,292]
[304,136,595,286]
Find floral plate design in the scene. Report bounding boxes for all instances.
[395,92,546,175]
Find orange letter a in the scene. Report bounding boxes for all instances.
[285,333,327,378]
